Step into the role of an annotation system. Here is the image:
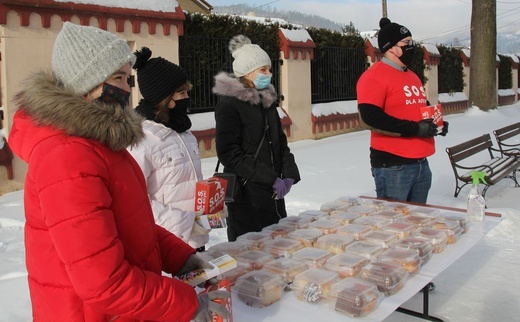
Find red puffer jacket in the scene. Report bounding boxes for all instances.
[8,72,198,322]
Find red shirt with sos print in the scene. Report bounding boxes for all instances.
[356,61,435,159]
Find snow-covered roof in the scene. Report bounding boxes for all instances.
[502,54,520,63]
[438,92,468,103]
[498,89,515,96]
[311,100,358,117]
[368,37,378,49]
[280,28,311,42]
[360,30,377,39]
[462,48,470,58]
[422,43,440,55]
[54,0,179,12]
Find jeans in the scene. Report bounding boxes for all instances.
[371,159,432,203]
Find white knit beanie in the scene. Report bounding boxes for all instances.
[52,22,136,95]
[229,35,271,77]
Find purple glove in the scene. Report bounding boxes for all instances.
[272,178,288,200]
[283,178,295,194]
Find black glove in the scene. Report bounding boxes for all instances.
[417,119,438,138]
[194,290,231,322]
[438,121,449,136]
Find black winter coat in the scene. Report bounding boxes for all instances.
[213,72,301,241]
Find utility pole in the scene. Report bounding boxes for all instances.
[382,0,387,18]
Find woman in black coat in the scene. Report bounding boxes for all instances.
[213,35,301,241]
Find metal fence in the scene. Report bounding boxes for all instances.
[311,46,367,103]
[180,36,281,113]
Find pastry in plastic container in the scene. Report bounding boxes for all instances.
[353,216,391,230]
[327,278,383,317]
[320,200,351,213]
[263,257,308,284]
[337,224,373,240]
[292,247,333,268]
[411,206,442,217]
[413,227,449,253]
[359,260,408,296]
[328,211,361,225]
[344,241,384,260]
[279,216,312,229]
[233,270,286,307]
[291,268,340,303]
[358,198,387,210]
[324,253,368,278]
[262,222,296,239]
[263,237,305,259]
[298,210,329,222]
[361,230,399,249]
[383,202,413,215]
[316,234,355,254]
[334,196,362,206]
[437,211,469,233]
[401,213,435,227]
[237,231,273,251]
[234,250,275,270]
[382,222,417,239]
[394,236,434,265]
[346,205,377,216]
[379,248,422,276]
[308,218,341,235]
[207,241,248,258]
[430,219,464,244]
[220,261,252,286]
[287,228,324,247]
[372,210,406,222]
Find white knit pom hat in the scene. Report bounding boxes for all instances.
[229,35,271,77]
[51,22,136,95]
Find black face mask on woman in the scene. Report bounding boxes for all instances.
[167,97,192,133]
[398,44,415,66]
[95,83,130,109]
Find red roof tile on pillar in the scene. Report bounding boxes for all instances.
[278,29,316,60]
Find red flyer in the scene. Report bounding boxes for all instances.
[195,177,228,214]
[420,104,444,133]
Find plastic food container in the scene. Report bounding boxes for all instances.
[371,210,406,222]
[263,237,305,259]
[234,250,275,270]
[328,211,361,225]
[413,227,449,253]
[430,220,464,244]
[298,210,329,222]
[316,234,355,254]
[291,268,340,303]
[207,241,248,258]
[324,253,368,278]
[411,206,442,217]
[359,260,408,296]
[361,230,399,249]
[237,231,273,251]
[292,247,333,268]
[320,200,351,213]
[383,202,413,215]
[287,228,324,247]
[334,196,362,206]
[308,219,341,235]
[394,236,434,265]
[344,241,384,260]
[437,211,469,233]
[233,270,286,307]
[337,224,372,240]
[401,213,435,227]
[353,216,391,230]
[220,261,252,286]
[379,248,422,276]
[357,198,386,210]
[327,278,383,317]
[261,222,296,239]
[346,205,377,216]
[382,222,417,239]
[263,257,308,284]
[279,216,312,229]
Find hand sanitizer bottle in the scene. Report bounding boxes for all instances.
[466,171,486,222]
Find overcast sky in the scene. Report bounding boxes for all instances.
[209,0,520,43]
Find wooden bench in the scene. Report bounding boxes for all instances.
[445,133,520,198]
[493,122,520,159]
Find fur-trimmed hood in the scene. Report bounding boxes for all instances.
[11,71,143,152]
[212,72,277,109]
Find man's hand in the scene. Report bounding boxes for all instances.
[417,119,438,138]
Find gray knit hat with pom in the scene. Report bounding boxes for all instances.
[52,22,136,95]
[229,35,271,77]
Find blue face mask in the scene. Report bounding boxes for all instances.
[253,73,272,90]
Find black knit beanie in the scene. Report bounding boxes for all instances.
[377,18,412,53]
[133,47,188,105]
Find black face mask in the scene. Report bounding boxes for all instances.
[95,83,130,109]
[398,44,415,66]
[167,97,192,133]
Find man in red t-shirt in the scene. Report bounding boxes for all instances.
[357,18,449,203]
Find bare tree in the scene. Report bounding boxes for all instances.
[469,0,497,110]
